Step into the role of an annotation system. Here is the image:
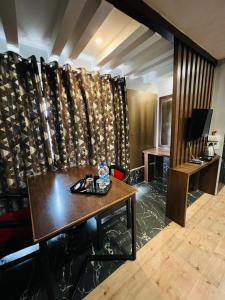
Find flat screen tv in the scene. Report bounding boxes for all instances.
[186,108,213,141]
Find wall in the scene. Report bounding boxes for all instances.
[127,89,157,169]
[211,60,225,189]
[170,39,215,168]
[154,76,173,97]
[211,61,225,155]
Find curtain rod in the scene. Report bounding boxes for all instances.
[0,50,125,79]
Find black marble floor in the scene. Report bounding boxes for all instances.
[0,179,202,300]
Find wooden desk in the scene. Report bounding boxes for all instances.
[28,166,137,299]
[166,155,220,227]
[143,147,170,181]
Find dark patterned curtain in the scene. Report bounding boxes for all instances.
[112,77,130,169]
[77,69,116,166]
[41,62,130,169]
[41,60,90,169]
[0,52,51,194]
[0,53,130,215]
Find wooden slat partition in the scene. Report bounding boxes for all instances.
[170,39,215,168]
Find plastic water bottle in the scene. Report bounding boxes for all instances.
[98,162,110,187]
[98,162,105,188]
[103,162,110,186]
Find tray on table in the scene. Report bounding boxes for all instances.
[70,179,112,196]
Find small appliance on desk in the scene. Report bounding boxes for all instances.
[186,108,214,164]
[203,142,215,158]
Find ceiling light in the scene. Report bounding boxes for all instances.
[95,38,103,45]
[49,55,59,62]
[7,43,19,53]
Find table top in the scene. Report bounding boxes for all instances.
[171,155,220,175]
[28,166,137,243]
[143,147,170,157]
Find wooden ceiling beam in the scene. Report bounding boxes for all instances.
[50,0,88,57]
[0,0,18,48]
[140,58,173,77]
[110,31,160,69]
[134,50,173,76]
[69,1,113,60]
[96,25,149,66]
[123,39,173,76]
[106,0,217,65]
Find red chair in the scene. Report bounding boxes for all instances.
[95,165,131,250]
[0,193,38,271]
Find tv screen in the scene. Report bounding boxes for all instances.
[186,108,213,141]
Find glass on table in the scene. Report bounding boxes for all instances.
[96,178,105,192]
[86,177,94,192]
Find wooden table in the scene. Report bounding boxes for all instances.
[166,155,220,227]
[28,166,137,299]
[143,147,170,181]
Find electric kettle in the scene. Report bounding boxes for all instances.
[204,143,215,157]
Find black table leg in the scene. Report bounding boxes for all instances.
[39,241,55,300]
[69,195,137,298]
[131,194,136,260]
[89,194,137,261]
[126,198,131,229]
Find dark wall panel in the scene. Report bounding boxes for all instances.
[127,89,156,169]
[170,39,215,168]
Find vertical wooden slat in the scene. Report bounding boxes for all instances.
[179,46,188,165]
[171,40,215,168]
[206,64,212,108]
[192,55,201,158]
[181,48,191,164]
[176,43,184,166]
[170,40,182,168]
[199,60,207,154]
[208,66,215,107]
[185,49,194,162]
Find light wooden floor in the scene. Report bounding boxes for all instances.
[85,186,225,300]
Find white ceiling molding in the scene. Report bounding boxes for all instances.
[140,58,173,78]
[144,0,225,59]
[50,0,88,56]
[123,38,173,76]
[0,0,18,47]
[0,0,173,86]
[96,23,146,66]
[134,50,174,76]
[111,32,161,70]
[69,1,113,60]
[108,30,157,69]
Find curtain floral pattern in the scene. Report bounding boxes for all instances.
[78,69,116,165]
[0,51,130,203]
[0,53,51,193]
[63,66,90,166]
[112,77,130,169]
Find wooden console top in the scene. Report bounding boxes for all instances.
[172,155,220,176]
[142,147,170,157]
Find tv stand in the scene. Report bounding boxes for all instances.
[166,155,220,226]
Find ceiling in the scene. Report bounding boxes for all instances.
[0,0,173,88]
[144,0,225,60]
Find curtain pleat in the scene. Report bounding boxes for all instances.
[101,75,116,165]
[112,78,130,169]
[78,69,107,165]
[41,63,130,169]
[63,66,90,166]
[0,53,51,193]
[0,52,130,194]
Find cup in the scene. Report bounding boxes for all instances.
[86,177,94,192]
[96,178,105,192]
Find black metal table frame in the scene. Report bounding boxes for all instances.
[39,194,136,300]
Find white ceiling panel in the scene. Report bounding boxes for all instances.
[0,0,173,86]
[144,0,225,59]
